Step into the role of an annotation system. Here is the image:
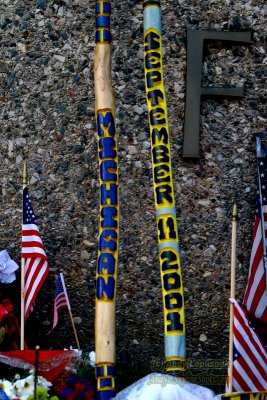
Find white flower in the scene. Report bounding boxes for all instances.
[13,375,34,398]
[16,395,31,400]
[37,375,52,391]
[71,347,83,358]
[89,351,96,367]
[10,372,51,399]
[0,379,13,397]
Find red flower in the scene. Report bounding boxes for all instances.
[74,383,85,392]
[84,390,95,400]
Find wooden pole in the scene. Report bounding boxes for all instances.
[143,0,186,374]
[34,345,40,400]
[255,135,267,288]
[67,307,80,350]
[228,203,237,393]
[20,161,28,350]
[94,1,118,398]
[60,273,80,349]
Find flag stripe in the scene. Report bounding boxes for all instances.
[234,331,267,386]
[22,228,41,236]
[233,361,258,392]
[230,140,267,395]
[243,145,267,323]
[55,294,67,308]
[24,259,49,318]
[247,274,266,316]
[51,275,68,330]
[232,368,248,392]
[226,299,267,393]
[22,223,40,232]
[22,236,43,244]
[235,301,267,357]
[22,187,49,319]
[22,246,46,257]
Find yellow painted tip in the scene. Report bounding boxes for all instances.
[22,160,28,185]
[232,204,237,219]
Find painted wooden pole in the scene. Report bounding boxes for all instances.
[228,204,237,393]
[143,0,186,373]
[94,1,118,399]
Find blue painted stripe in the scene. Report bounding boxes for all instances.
[97,366,104,376]
[107,365,116,375]
[95,2,101,13]
[95,1,111,14]
[95,30,111,43]
[96,15,111,28]
[96,2,112,14]
[100,378,113,388]
[96,364,116,376]
[144,7,161,33]
[97,390,116,400]
[156,207,176,217]
[103,2,111,13]
[103,30,111,42]
[159,241,180,252]
[95,30,101,43]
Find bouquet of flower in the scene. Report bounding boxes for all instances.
[53,374,95,400]
[52,351,96,400]
[0,351,97,400]
[0,371,58,400]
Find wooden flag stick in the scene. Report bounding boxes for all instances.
[228,203,237,393]
[34,345,40,400]
[20,161,28,350]
[60,273,80,349]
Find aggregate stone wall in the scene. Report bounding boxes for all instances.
[0,0,266,378]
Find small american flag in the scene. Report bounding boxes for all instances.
[22,188,49,319]
[52,274,69,330]
[226,298,267,392]
[243,136,267,323]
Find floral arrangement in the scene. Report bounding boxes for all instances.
[0,371,58,400]
[53,374,95,400]
[53,351,96,400]
[0,351,96,400]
